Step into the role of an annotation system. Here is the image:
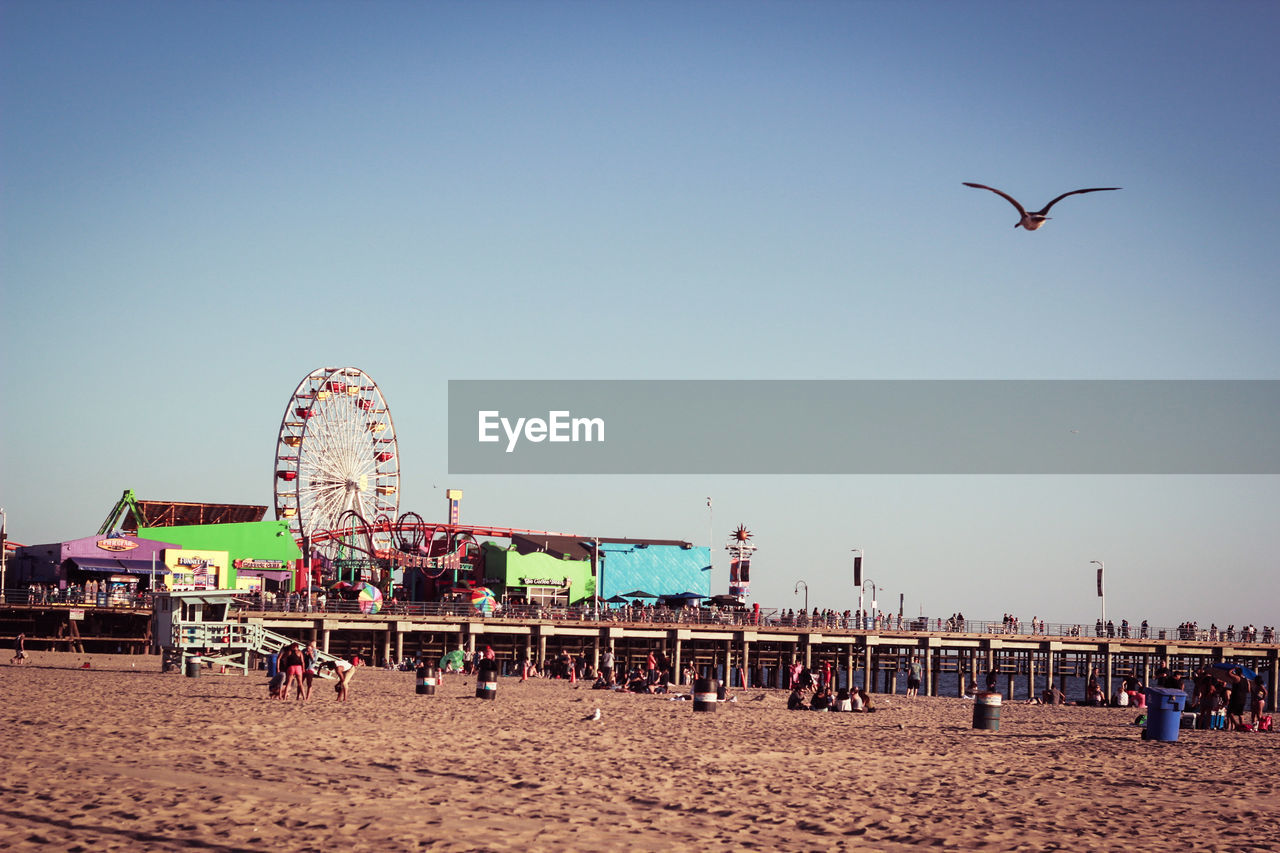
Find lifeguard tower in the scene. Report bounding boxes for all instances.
[153,589,340,675]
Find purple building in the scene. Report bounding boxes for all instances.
[13,534,179,600]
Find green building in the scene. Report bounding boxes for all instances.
[482,542,594,607]
[138,520,302,591]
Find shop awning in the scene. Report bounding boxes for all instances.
[69,558,167,575]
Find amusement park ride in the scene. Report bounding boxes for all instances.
[272,367,591,600]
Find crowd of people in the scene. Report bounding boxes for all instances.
[1175,623,1273,643]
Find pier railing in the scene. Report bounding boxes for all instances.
[2,587,1272,645]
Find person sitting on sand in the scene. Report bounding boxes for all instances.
[849,689,865,712]
[856,688,875,712]
[787,685,808,710]
[626,670,651,694]
[809,687,832,712]
[834,688,853,712]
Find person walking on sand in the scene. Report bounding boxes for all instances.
[11,633,28,665]
[906,656,922,697]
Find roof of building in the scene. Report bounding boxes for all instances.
[510,533,697,561]
[125,500,267,529]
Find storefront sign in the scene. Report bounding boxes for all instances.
[97,538,139,552]
[69,609,85,621]
[520,577,558,586]
[234,559,286,570]
[164,548,228,590]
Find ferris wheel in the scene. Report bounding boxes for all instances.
[274,367,400,554]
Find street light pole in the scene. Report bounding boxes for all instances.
[794,580,808,614]
[706,498,713,580]
[1090,560,1106,634]
[851,547,864,625]
[860,579,878,629]
[0,506,7,603]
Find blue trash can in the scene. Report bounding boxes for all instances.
[267,653,278,678]
[1143,687,1188,742]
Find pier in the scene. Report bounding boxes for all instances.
[5,599,1274,709]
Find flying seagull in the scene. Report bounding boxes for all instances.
[963,183,1121,230]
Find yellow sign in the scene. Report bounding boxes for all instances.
[97,538,139,552]
[163,549,228,590]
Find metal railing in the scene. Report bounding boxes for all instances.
[1,588,1273,644]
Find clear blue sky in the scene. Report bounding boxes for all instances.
[3,1,1277,628]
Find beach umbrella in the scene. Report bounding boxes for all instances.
[439,649,466,671]
[620,590,657,600]
[1208,662,1259,682]
[330,581,353,591]
[605,595,630,604]
[354,582,383,615]
[471,587,500,614]
[670,591,707,601]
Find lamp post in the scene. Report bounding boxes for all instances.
[0,506,7,603]
[860,579,879,629]
[793,580,808,614]
[851,547,864,625]
[1090,559,1106,635]
[592,538,602,621]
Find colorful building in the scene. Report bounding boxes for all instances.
[137,520,301,592]
[12,534,180,601]
[482,542,594,606]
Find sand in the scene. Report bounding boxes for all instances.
[1,652,1277,852]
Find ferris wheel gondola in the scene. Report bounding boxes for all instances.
[274,367,400,557]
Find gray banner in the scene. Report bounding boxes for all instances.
[447,380,1280,474]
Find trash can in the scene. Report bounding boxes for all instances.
[416,664,438,696]
[1143,687,1188,742]
[184,657,201,678]
[972,692,1001,730]
[693,677,719,712]
[266,653,278,679]
[476,661,498,700]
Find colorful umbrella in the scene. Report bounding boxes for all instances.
[439,648,467,671]
[354,582,383,615]
[471,587,499,614]
[1208,662,1258,682]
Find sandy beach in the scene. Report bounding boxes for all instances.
[1,652,1277,852]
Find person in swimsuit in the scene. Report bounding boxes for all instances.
[302,641,319,700]
[279,643,306,700]
[327,658,355,701]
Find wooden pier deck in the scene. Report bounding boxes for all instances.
[4,602,1276,708]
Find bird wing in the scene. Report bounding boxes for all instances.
[1037,187,1121,214]
[963,182,1027,217]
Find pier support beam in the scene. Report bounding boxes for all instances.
[1104,645,1114,705]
